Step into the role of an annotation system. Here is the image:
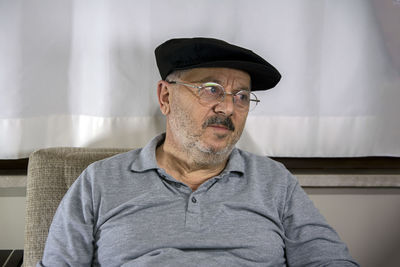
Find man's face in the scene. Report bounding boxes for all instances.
[165,67,251,163]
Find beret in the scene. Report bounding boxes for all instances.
[154,37,281,91]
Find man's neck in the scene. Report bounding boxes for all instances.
[155,140,229,191]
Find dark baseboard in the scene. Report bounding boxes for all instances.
[1,157,400,175]
[0,250,23,267]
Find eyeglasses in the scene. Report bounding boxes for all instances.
[167,80,260,111]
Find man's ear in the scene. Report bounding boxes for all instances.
[157,80,171,115]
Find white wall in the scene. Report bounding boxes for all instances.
[0,196,26,249]
[307,188,400,267]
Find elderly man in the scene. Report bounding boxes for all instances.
[38,38,358,266]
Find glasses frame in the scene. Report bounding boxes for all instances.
[167,80,260,111]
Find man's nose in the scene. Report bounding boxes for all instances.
[213,93,234,116]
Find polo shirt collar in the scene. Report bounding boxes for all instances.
[130,133,245,175]
[222,148,245,175]
[130,133,165,172]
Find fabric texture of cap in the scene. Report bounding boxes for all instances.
[154,37,281,91]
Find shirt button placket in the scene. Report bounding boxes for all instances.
[185,194,200,229]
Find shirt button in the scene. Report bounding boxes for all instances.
[191,197,197,203]
[175,183,181,188]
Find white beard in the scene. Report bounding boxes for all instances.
[168,105,236,167]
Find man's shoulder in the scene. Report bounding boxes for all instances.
[82,148,144,179]
[235,148,289,172]
[91,148,142,168]
[234,148,296,185]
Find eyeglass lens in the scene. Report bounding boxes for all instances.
[199,83,257,111]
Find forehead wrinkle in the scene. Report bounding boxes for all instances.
[225,77,250,93]
[190,76,221,84]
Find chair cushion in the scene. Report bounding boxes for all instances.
[23,147,130,267]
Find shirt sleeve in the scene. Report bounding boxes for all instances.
[37,169,95,267]
[282,177,359,267]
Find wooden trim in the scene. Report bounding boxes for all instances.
[0,158,29,174]
[1,157,399,175]
[272,157,400,170]
[0,250,23,267]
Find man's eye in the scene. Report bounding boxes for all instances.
[204,86,221,95]
[236,93,249,101]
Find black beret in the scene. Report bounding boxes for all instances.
[154,37,281,91]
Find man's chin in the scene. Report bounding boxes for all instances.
[198,142,234,155]
[190,145,232,166]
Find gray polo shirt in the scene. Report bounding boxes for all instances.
[39,134,358,266]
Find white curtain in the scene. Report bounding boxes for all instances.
[1,0,399,159]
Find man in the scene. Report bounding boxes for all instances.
[39,37,359,266]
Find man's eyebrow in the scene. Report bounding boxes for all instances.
[191,76,221,84]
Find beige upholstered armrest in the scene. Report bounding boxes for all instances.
[24,147,130,267]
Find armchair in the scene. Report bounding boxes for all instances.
[23,147,130,267]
